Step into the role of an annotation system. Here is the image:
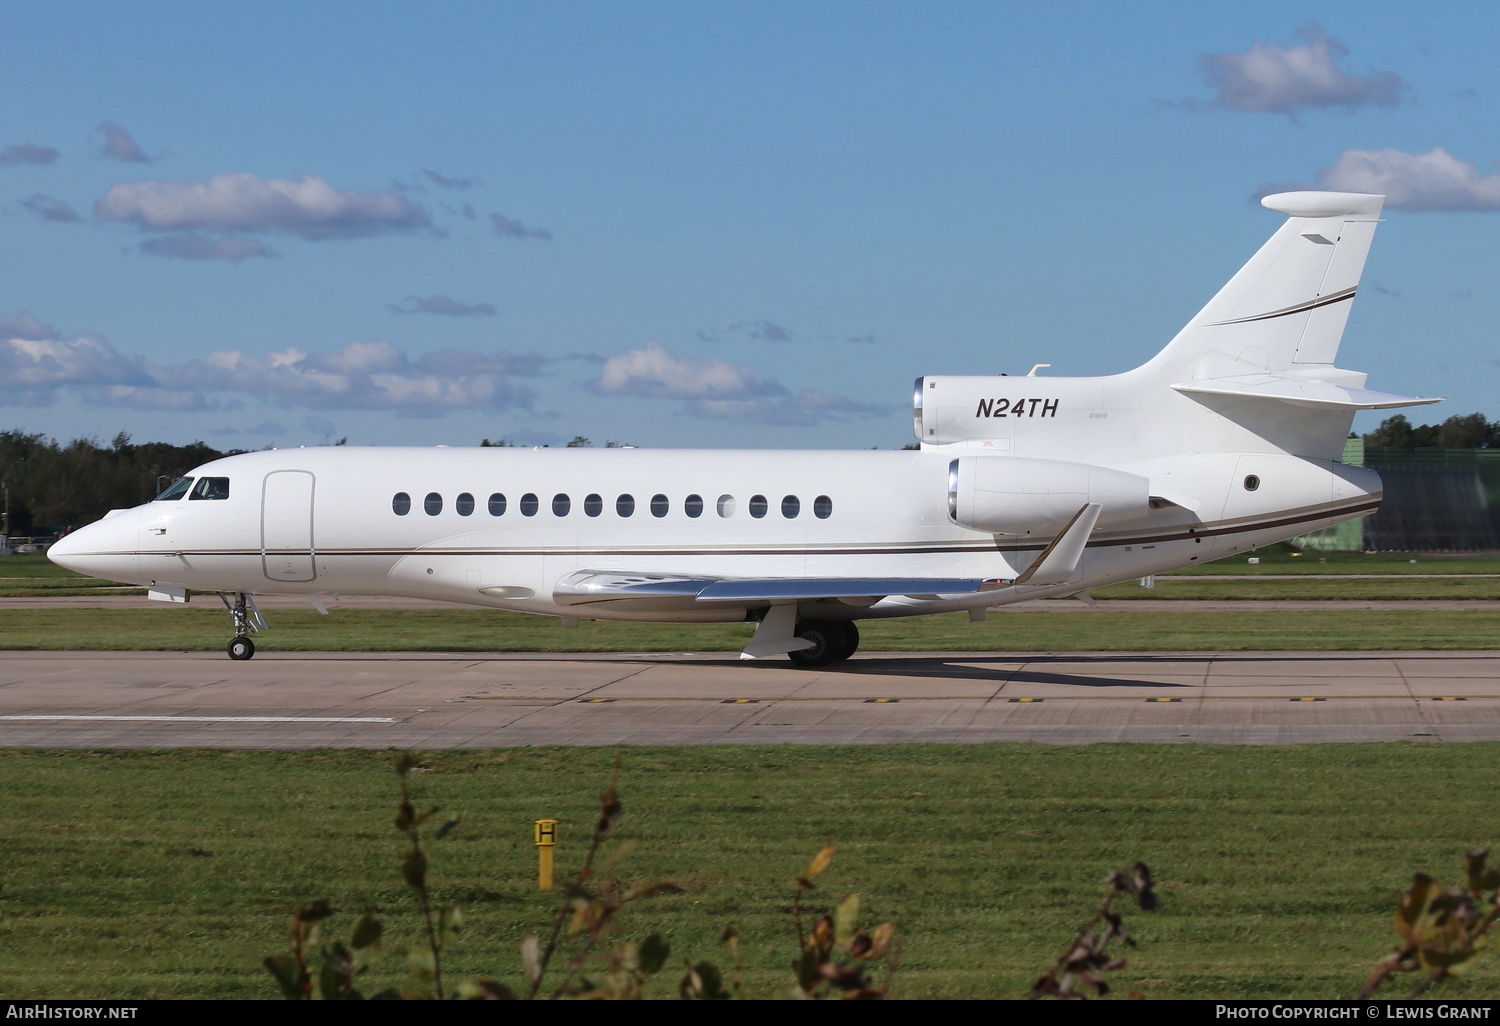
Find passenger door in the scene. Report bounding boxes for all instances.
[262,471,317,582]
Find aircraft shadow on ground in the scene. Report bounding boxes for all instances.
[819,656,1189,689]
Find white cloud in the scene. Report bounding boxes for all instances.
[592,342,889,426]
[422,169,477,189]
[86,385,214,411]
[0,143,59,165]
[95,172,432,240]
[96,122,151,163]
[1314,147,1500,211]
[0,311,61,340]
[0,317,567,418]
[414,350,551,376]
[686,390,890,427]
[1199,27,1404,113]
[386,294,496,316]
[592,342,784,400]
[153,340,541,416]
[0,335,149,405]
[137,234,277,261]
[19,194,81,223]
[490,212,552,240]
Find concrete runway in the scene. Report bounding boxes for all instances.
[3,649,1499,747]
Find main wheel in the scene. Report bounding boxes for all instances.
[831,620,860,662]
[787,620,854,668]
[228,635,255,661]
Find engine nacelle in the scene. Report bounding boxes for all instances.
[947,455,1151,536]
[916,374,1121,446]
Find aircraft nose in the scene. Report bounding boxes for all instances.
[48,509,144,585]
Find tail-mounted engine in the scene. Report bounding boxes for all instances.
[947,455,1151,536]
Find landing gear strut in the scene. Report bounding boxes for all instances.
[787,619,860,668]
[219,592,266,661]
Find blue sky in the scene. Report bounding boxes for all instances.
[3,1,1497,451]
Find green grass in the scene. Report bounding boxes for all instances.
[1168,547,1500,575]
[5,606,1500,652]
[1094,576,1500,600]
[1,745,1497,1000]
[0,553,141,597]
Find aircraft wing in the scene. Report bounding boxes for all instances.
[554,570,997,609]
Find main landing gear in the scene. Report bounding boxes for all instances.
[219,592,266,661]
[787,619,860,668]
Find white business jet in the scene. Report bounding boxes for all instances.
[50,191,1440,663]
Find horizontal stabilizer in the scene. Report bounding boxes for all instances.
[1172,375,1442,411]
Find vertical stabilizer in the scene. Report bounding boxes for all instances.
[1141,191,1384,385]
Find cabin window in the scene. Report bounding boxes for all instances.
[520,493,539,516]
[781,495,799,518]
[814,495,833,519]
[456,492,475,516]
[488,493,506,516]
[584,493,603,517]
[553,493,571,516]
[716,494,735,518]
[424,492,443,516]
[392,492,412,516]
[684,494,704,518]
[650,493,669,518]
[616,494,635,517]
[189,477,230,500]
[155,477,194,501]
[1244,475,1261,492]
[749,494,768,519]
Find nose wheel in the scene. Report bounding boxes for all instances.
[218,592,266,661]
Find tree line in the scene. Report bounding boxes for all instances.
[1363,412,1500,450]
[0,432,628,534]
[0,430,227,535]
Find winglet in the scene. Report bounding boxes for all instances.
[1012,503,1102,586]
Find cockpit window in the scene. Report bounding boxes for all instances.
[189,477,230,500]
[154,477,194,501]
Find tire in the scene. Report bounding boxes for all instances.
[228,636,255,661]
[787,620,843,668]
[831,620,860,662]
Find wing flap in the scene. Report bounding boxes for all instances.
[555,569,995,608]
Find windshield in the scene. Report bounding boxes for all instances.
[154,477,194,501]
[189,477,230,500]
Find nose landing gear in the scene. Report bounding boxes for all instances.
[219,592,266,660]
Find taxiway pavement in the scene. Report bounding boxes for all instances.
[3,649,1498,747]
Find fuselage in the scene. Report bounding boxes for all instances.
[49,443,1381,622]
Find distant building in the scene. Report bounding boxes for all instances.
[1294,438,1500,551]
